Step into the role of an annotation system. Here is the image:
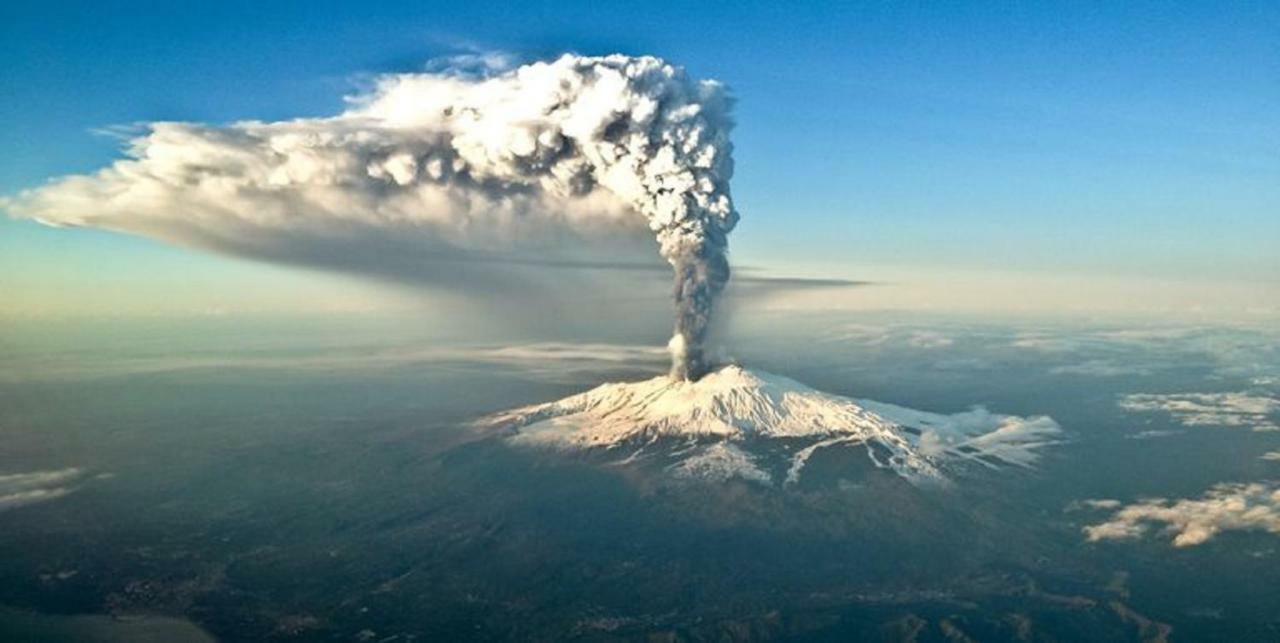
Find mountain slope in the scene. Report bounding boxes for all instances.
[483,366,1061,485]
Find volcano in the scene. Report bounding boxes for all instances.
[483,366,1061,486]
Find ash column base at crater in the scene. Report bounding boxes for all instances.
[665,239,732,382]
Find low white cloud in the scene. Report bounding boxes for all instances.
[1013,325,1280,386]
[1119,392,1280,432]
[1082,482,1280,547]
[1050,360,1149,377]
[1095,328,1203,342]
[1082,499,1123,510]
[1064,498,1123,511]
[1125,429,1185,440]
[821,323,893,346]
[820,324,954,349]
[906,331,953,349]
[0,468,85,512]
[1014,327,1203,353]
[1010,334,1075,352]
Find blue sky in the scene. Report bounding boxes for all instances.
[2,1,1277,317]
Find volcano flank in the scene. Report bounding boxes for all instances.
[484,365,1062,486]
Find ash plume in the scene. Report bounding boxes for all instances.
[3,54,739,380]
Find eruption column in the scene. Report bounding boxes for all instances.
[4,54,740,379]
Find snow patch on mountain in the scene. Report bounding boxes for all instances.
[484,366,1060,485]
[670,443,773,485]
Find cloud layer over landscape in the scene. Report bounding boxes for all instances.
[1119,392,1280,432]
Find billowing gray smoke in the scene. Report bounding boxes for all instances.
[3,54,739,380]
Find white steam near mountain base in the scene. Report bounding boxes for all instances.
[3,54,738,380]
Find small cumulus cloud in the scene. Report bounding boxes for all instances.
[1081,482,1280,547]
[906,331,953,349]
[1125,429,1185,440]
[1119,392,1280,432]
[1065,498,1123,511]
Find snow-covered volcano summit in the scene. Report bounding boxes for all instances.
[483,366,1061,485]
